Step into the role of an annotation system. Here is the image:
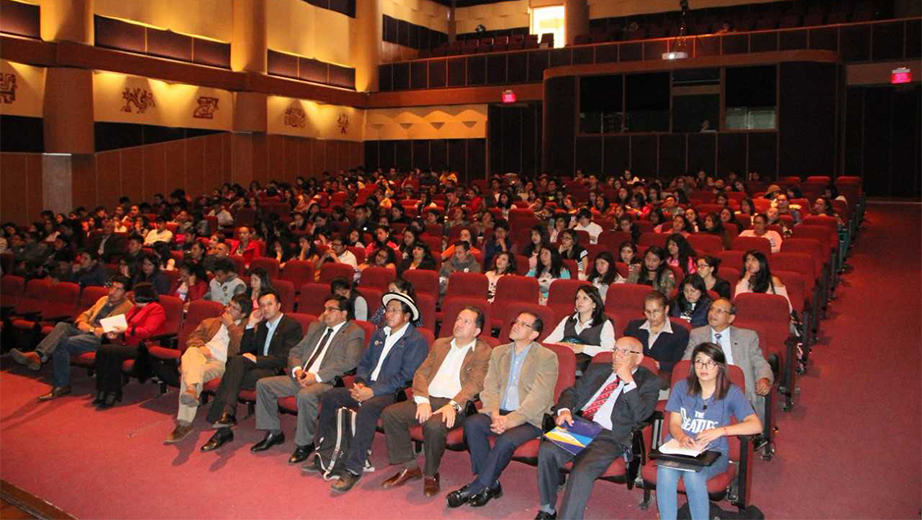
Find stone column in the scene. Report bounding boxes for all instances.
[40,0,93,43]
[231,0,267,73]
[352,0,382,92]
[564,0,589,46]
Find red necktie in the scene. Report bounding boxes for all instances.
[582,377,620,420]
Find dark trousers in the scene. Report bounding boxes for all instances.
[317,387,395,475]
[381,397,465,477]
[205,355,276,423]
[464,411,541,492]
[537,437,625,520]
[95,343,145,393]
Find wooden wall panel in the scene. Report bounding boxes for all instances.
[284,136,300,181]
[430,139,447,171]
[575,136,603,175]
[0,154,27,225]
[602,136,630,178]
[72,155,97,212]
[267,134,285,182]
[717,133,747,177]
[311,139,326,176]
[298,137,313,179]
[658,133,686,178]
[143,143,165,202]
[252,134,269,185]
[163,140,187,195]
[185,137,206,197]
[687,133,716,176]
[468,139,486,180]
[96,151,122,211]
[25,154,42,224]
[364,141,379,170]
[222,133,233,185]
[120,147,145,203]
[630,134,657,176]
[203,134,224,194]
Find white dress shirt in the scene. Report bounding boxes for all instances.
[370,323,408,381]
[639,318,674,349]
[711,327,734,365]
[204,323,231,363]
[415,338,476,404]
[562,369,638,431]
[544,315,616,357]
[292,320,347,381]
[258,314,284,356]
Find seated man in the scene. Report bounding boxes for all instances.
[623,290,689,385]
[200,289,302,452]
[165,294,250,444]
[304,293,428,493]
[251,295,364,464]
[61,249,110,288]
[439,241,481,294]
[535,337,659,520]
[10,275,133,400]
[144,216,173,246]
[90,219,126,264]
[447,311,559,508]
[682,298,773,421]
[379,307,491,497]
[205,258,247,306]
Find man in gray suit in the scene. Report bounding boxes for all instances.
[682,298,773,420]
[252,294,365,464]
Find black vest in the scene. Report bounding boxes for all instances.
[562,314,606,346]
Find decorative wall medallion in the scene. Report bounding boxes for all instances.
[0,73,17,104]
[285,106,306,128]
[193,96,219,119]
[121,87,156,114]
[337,113,349,134]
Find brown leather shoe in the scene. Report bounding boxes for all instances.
[423,473,441,497]
[381,467,422,489]
[164,424,194,444]
[38,385,71,401]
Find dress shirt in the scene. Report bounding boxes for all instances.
[500,342,533,411]
[204,323,231,363]
[257,314,284,356]
[711,327,734,365]
[544,315,616,357]
[416,338,476,403]
[559,369,638,431]
[144,228,173,245]
[370,323,408,381]
[639,318,674,349]
[295,320,347,382]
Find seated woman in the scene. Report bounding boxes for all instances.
[628,246,677,297]
[585,251,624,303]
[170,262,209,309]
[398,227,420,261]
[330,277,368,321]
[441,228,482,260]
[247,267,275,311]
[295,235,321,264]
[656,343,762,520]
[133,252,171,295]
[737,197,756,221]
[649,209,668,234]
[270,239,293,271]
[527,246,570,305]
[485,251,517,303]
[735,250,793,313]
[695,256,731,300]
[544,285,615,373]
[619,241,640,271]
[701,212,732,250]
[669,214,692,238]
[548,215,570,244]
[369,278,423,328]
[684,207,701,233]
[665,233,697,277]
[397,240,437,275]
[364,225,399,259]
[344,227,365,249]
[358,246,397,276]
[93,282,167,408]
[522,225,549,271]
[738,213,783,254]
[669,274,713,328]
[812,196,844,226]
[558,229,589,279]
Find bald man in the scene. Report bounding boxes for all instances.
[535,337,660,520]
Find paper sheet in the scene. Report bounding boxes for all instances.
[99,314,128,333]
[658,437,706,457]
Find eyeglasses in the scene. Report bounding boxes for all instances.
[694,359,718,369]
[710,308,732,315]
[511,319,535,329]
[323,306,343,313]
[613,347,642,356]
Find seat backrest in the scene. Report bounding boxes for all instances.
[603,283,651,315]
[360,287,383,319]
[688,234,724,255]
[732,293,790,350]
[497,302,557,343]
[546,279,590,324]
[272,279,296,313]
[354,320,377,349]
[18,278,51,314]
[542,343,576,401]
[439,297,492,338]
[77,286,110,318]
[445,272,489,300]
[417,327,436,347]
[402,269,440,299]
[772,251,816,283]
[360,266,397,291]
[318,262,356,284]
[731,236,772,258]
[1,275,25,309]
[297,282,331,316]
[46,282,81,318]
[179,300,225,350]
[773,270,805,314]
[287,313,317,339]
[280,260,314,292]
[250,257,280,279]
[792,225,833,253]
[157,295,185,336]
[493,275,539,307]
[716,250,745,272]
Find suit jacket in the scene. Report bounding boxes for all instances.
[355,323,428,398]
[623,319,690,375]
[240,314,303,373]
[554,363,660,448]
[287,320,364,384]
[90,233,125,263]
[75,296,133,329]
[683,325,773,407]
[480,341,559,429]
[186,316,245,358]
[412,336,491,408]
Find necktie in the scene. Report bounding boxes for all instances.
[715,332,722,344]
[582,377,621,420]
[303,328,334,371]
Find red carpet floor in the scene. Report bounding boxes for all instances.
[1,204,920,519]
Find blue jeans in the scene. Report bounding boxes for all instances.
[51,333,102,387]
[656,452,729,520]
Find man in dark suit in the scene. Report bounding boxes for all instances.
[535,337,659,520]
[623,290,690,383]
[89,219,125,264]
[251,295,365,464]
[303,293,428,494]
[201,288,303,452]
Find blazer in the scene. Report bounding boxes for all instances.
[75,296,133,329]
[480,341,559,429]
[355,323,428,398]
[120,302,167,346]
[287,320,364,384]
[185,316,245,359]
[90,233,125,263]
[683,325,774,407]
[239,314,303,373]
[553,363,660,448]
[412,336,491,408]
[623,319,690,375]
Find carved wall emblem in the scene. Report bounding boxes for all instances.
[193,96,219,119]
[285,106,306,128]
[122,87,156,114]
[0,73,17,104]
[337,113,349,134]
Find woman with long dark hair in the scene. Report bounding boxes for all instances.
[628,246,676,296]
[544,285,615,372]
[558,229,588,278]
[397,241,437,275]
[586,251,624,302]
[522,224,549,271]
[528,246,570,305]
[702,212,732,250]
[665,233,697,276]
[669,274,713,328]
[248,267,275,310]
[133,252,171,295]
[485,251,517,303]
[368,278,423,328]
[735,250,792,312]
[695,256,731,300]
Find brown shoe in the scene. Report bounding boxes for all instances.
[38,385,71,401]
[164,424,194,444]
[11,349,42,371]
[381,467,422,489]
[423,473,441,497]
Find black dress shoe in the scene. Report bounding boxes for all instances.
[288,444,314,465]
[97,391,122,409]
[534,511,557,520]
[91,391,106,405]
[301,455,325,474]
[470,482,503,507]
[38,385,72,402]
[201,429,234,452]
[250,431,286,452]
[446,484,478,508]
[212,412,237,429]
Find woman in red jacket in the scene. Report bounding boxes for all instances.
[94,282,166,408]
[170,262,209,311]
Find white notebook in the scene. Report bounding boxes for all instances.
[658,437,706,457]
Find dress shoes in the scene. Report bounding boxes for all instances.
[301,455,325,474]
[38,385,71,401]
[97,391,122,409]
[469,482,503,507]
[534,511,557,520]
[11,349,42,371]
[250,431,286,452]
[288,444,314,465]
[423,473,441,497]
[164,424,194,444]
[212,412,237,429]
[200,428,234,452]
[92,391,106,405]
[446,483,478,508]
[331,470,361,493]
[381,467,422,489]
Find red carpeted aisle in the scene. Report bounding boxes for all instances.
[1,204,920,519]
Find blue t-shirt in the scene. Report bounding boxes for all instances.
[664,379,754,454]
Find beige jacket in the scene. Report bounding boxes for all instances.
[479,341,559,429]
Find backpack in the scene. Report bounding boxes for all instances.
[315,406,357,481]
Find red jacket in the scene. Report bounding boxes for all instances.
[121,302,167,346]
[169,278,208,303]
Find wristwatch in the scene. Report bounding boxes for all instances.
[449,400,462,413]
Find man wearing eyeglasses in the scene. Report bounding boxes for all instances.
[535,337,659,520]
[250,295,365,464]
[447,312,559,508]
[682,298,772,420]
